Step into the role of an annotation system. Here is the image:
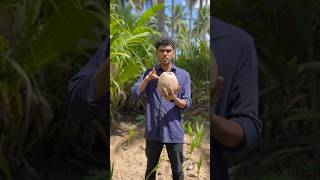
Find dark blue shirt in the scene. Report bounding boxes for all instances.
[68,37,109,123]
[211,17,262,179]
[131,64,192,143]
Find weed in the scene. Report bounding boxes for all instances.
[195,122,204,146]
[190,135,198,159]
[144,154,163,180]
[187,121,193,137]
[128,127,136,146]
[197,155,204,177]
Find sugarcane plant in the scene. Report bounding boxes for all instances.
[195,122,204,144]
[189,122,204,160]
[144,156,163,180]
[187,121,193,137]
[196,155,204,177]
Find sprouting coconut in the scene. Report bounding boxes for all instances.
[157,72,179,97]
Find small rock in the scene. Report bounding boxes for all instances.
[188,173,197,177]
[187,165,193,170]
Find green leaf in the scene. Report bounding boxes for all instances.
[298,62,320,74]
[284,110,320,123]
[23,0,100,72]
[116,61,141,85]
[134,3,164,29]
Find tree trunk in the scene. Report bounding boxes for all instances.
[189,5,192,41]
[157,0,165,33]
[172,0,175,38]
[198,0,203,39]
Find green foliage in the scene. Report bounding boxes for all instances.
[175,39,210,110]
[127,127,137,146]
[144,160,161,180]
[214,0,320,179]
[110,2,163,120]
[196,155,204,177]
[188,122,204,159]
[193,6,210,40]
[187,121,193,137]
[137,114,146,126]
[195,122,204,143]
[189,135,198,159]
[111,0,211,120]
[214,0,320,138]
[0,0,106,177]
[184,114,207,161]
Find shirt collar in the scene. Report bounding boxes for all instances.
[156,63,177,73]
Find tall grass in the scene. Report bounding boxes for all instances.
[213,0,320,178]
[0,0,106,178]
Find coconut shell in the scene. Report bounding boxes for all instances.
[157,72,179,94]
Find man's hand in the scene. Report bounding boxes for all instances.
[161,86,187,109]
[161,86,179,101]
[139,67,159,93]
[211,76,244,148]
[145,68,159,81]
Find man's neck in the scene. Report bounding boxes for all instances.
[161,63,172,72]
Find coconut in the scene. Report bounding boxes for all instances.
[157,72,179,95]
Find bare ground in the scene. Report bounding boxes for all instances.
[110,120,210,180]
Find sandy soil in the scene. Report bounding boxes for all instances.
[110,120,210,180]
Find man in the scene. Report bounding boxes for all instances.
[210,17,262,179]
[67,37,109,176]
[68,37,109,123]
[131,36,192,180]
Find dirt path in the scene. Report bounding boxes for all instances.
[110,121,210,180]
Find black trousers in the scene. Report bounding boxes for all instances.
[145,141,184,180]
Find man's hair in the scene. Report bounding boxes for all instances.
[156,36,175,50]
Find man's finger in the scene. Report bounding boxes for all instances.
[175,86,180,94]
[147,69,154,77]
[145,74,150,80]
[169,88,174,95]
[163,87,169,96]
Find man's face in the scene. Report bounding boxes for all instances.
[156,45,175,65]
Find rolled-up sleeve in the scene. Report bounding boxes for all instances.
[180,72,192,110]
[131,69,152,100]
[68,38,108,124]
[225,37,261,152]
[131,73,145,100]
